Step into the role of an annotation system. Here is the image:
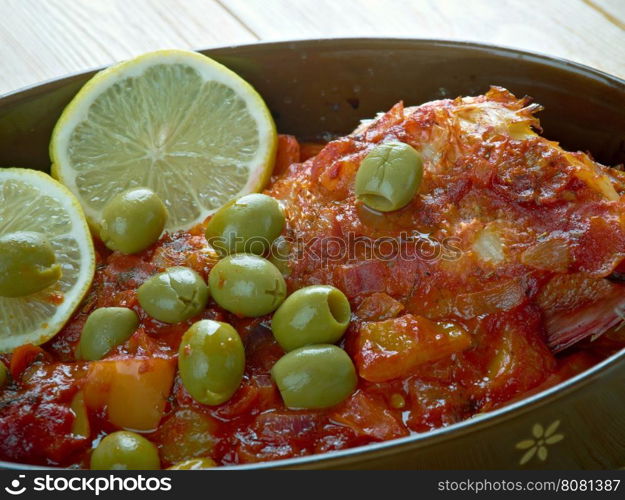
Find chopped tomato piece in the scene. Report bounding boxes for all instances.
[331,390,408,441]
[83,357,175,431]
[212,375,279,419]
[255,411,321,441]
[354,314,472,382]
[404,380,470,432]
[234,411,325,463]
[10,344,47,379]
[319,156,359,196]
[356,292,404,321]
[337,260,389,299]
[505,351,599,405]
[274,134,300,176]
[467,307,556,408]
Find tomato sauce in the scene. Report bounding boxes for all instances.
[2,88,625,467]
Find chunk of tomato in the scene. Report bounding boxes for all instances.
[9,344,47,379]
[354,314,471,382]
[330,390,408,441]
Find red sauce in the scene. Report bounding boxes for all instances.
[2,88,625,467]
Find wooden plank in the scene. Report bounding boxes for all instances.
[1,0,624,95]
[0,0,257,95]
[226,0,625,79]
[583,0,625,29]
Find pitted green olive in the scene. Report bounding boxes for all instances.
[0,231,61,297]
[208,254,286,317]
[205,193,285,256]
[90,431,160,470]
[137,266,209,323]
[100,188,168,254]
[271,344,357,409]
[77,307,139,360]
[178,320,245,406]
[355,141,423,212]
[271,285,351,351]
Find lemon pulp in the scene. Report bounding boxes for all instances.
[0,168,95,352]
[51,50,277,233]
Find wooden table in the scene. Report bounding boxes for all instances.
[1,0,624,95]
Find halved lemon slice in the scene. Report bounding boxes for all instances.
[0,169,95,352]
[50,49,277,232]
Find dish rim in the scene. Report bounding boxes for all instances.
[1,36,624,470]
[2,37,625,101]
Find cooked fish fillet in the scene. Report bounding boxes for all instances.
[267,86,625,362]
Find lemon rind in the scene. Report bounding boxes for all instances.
[0,168,95,352]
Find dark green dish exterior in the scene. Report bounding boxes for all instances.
[1,39,624,470]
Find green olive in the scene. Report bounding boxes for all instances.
[271,285,351,351]
[271,344,357,409]
[205,193,285,256]
[90,431,160,470]
[208,254,286,317]
[0,362,8,387]
[100,188,168,254]
[137,266,209,323]
[355,141,423,212]
[0,231,61,297]
[77,307,139,361]
[178,320,245,406]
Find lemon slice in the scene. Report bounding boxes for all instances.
[50,49,277,232]
[0,168,95,352]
